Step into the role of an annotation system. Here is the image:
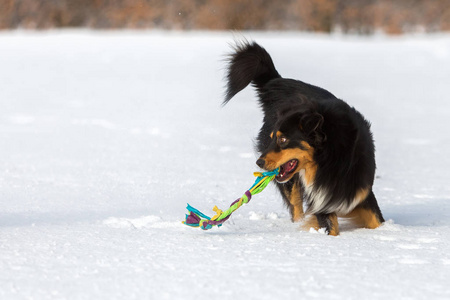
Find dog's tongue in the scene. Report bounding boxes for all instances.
[284,160,297,172]
[278,160,297,178]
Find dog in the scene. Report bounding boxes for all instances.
[223,41,384,235]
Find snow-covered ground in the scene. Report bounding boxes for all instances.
[1,30,449,299]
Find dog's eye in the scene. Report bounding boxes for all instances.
[278,136,288,146]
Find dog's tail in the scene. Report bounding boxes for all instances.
[224,41,281,105]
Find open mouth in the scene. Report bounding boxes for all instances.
[276,159,299,183]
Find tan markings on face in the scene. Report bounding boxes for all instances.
[289,183,304,222]
[263,141,317,184]
[269,131,282,139]
[343,207,382,229]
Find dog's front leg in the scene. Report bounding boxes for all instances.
[277,176,304,222]
[302,213,340,236]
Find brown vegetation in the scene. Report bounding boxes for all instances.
[1,0,449,34]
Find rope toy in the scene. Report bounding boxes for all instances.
[183,168,279,230]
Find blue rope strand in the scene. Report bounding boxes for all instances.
[250,169,279,190]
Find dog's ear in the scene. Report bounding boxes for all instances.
[300,112,326,146]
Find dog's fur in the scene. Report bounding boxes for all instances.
[224,41,384,235]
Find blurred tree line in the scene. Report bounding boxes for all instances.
[1,0,449,34]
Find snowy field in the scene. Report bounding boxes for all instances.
[1,30,450,299]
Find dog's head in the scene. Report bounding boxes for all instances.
[256,109,326,184]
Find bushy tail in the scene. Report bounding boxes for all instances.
[224,41,281,105]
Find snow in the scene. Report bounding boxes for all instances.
[1,30,450,299]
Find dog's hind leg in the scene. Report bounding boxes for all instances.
[277,176,304,222]
[344,190,385,229]
[301,213,340,236]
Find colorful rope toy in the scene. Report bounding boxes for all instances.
[183,168,279,230]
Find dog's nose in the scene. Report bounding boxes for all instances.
[256,158,266,169]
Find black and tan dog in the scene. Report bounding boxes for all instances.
[224,41,384,235]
